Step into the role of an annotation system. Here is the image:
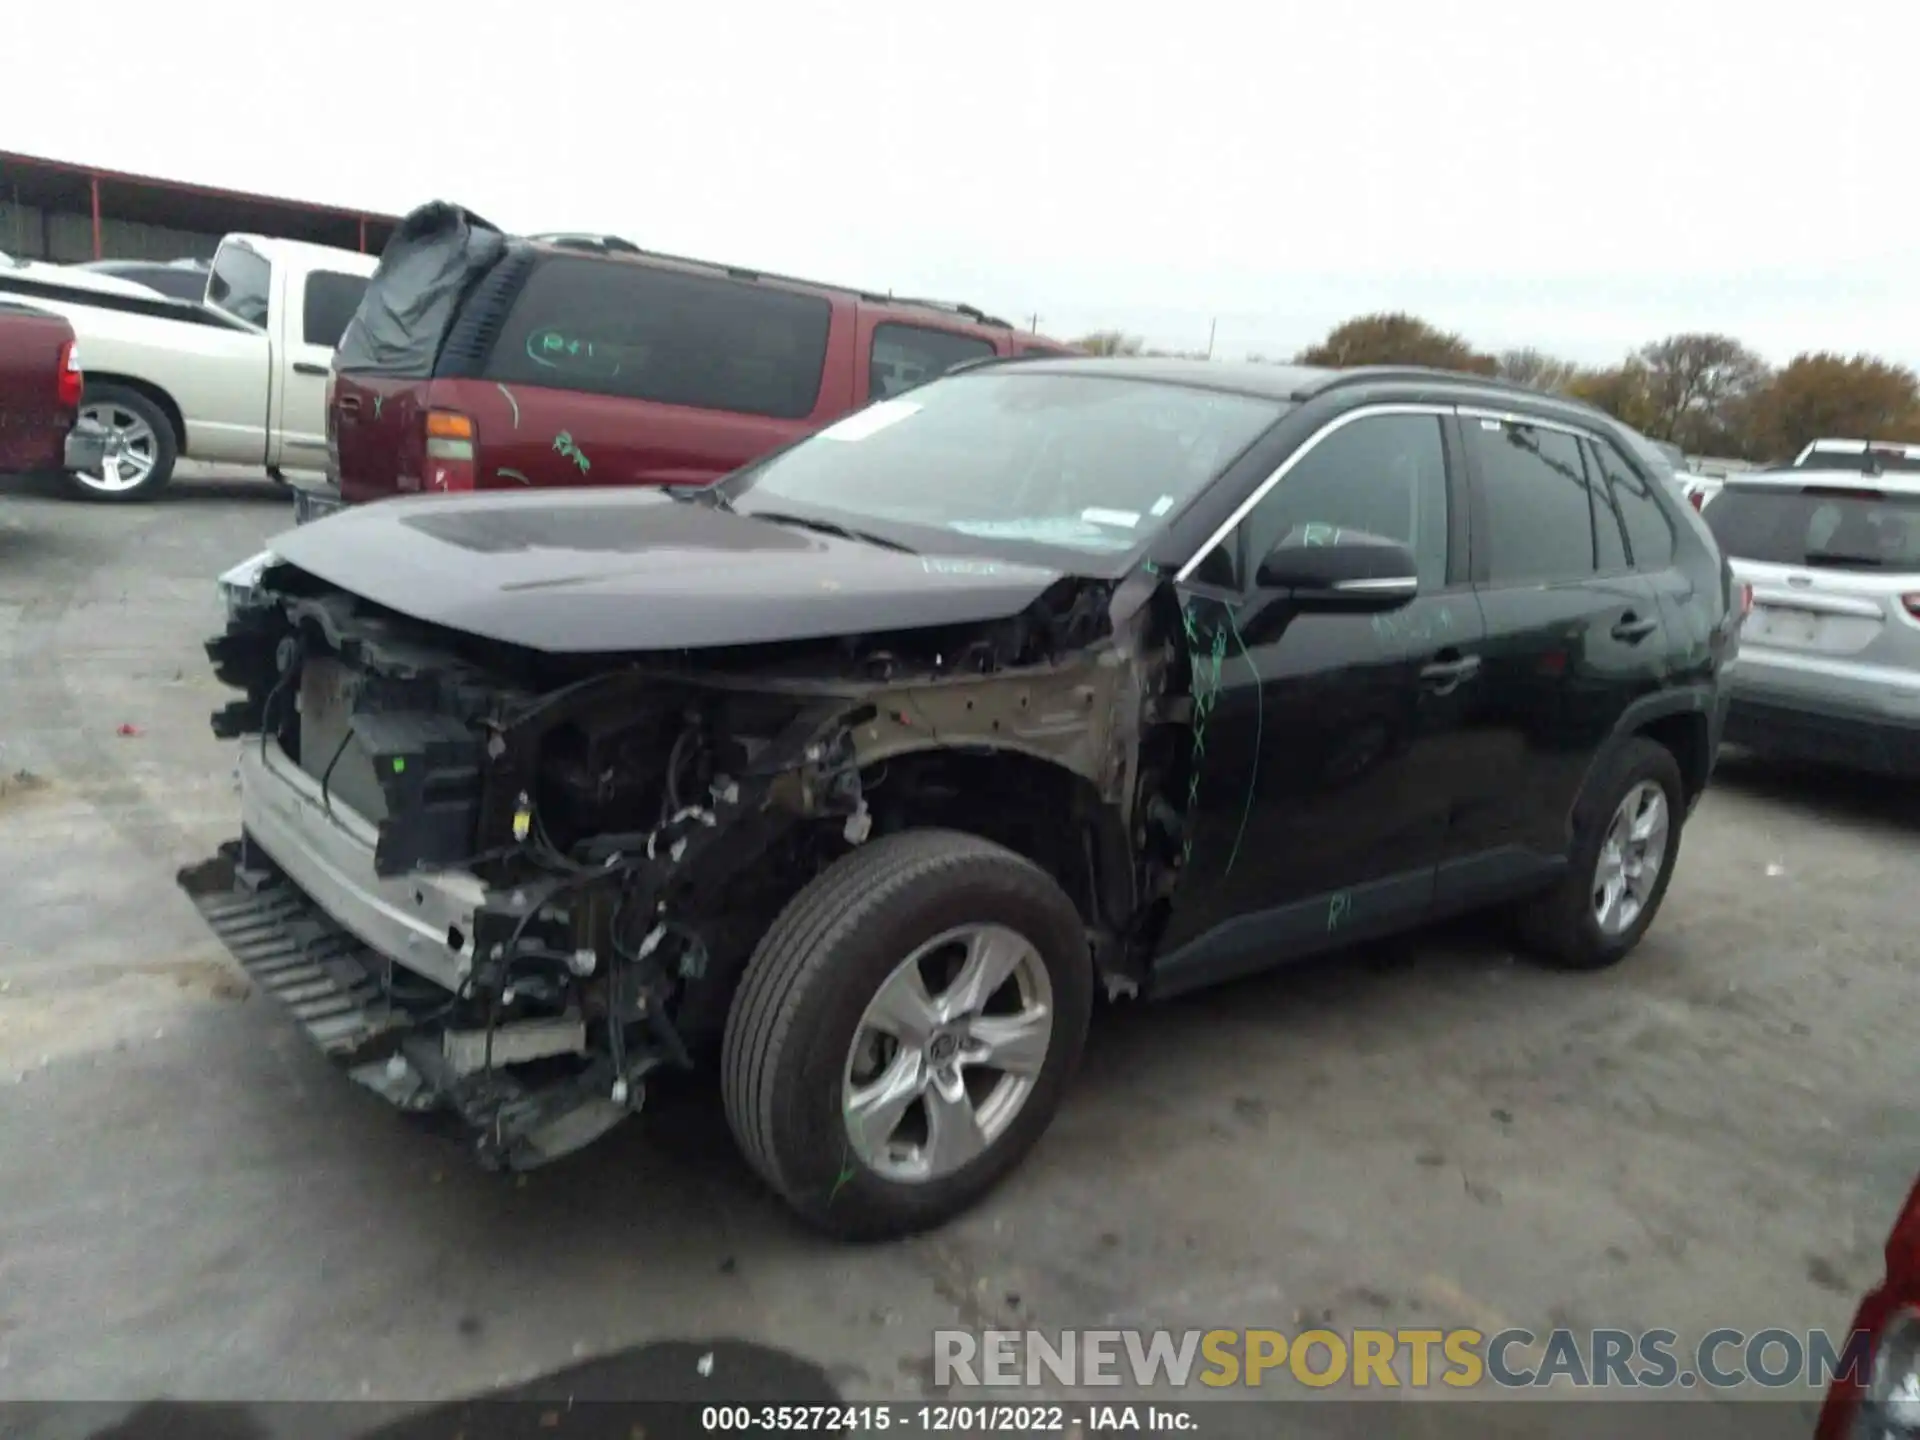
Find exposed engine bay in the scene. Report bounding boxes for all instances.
[180,554,1200,1171]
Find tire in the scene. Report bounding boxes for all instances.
[721,829,1093,1241]
[1515,736,1686,971]
[61,384,178,502]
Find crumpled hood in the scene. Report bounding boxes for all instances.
[262,488,1072,654]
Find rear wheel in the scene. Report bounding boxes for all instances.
[1516,737,1685,970]
[721,830,1093,1240]
[63,385,177,501]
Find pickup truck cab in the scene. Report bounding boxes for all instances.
[0,237,378,501]
[318,202,1075,518]
[0,301,102,477]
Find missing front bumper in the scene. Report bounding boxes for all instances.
[176,839,639,1171]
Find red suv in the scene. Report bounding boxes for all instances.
[319,203,1076,516]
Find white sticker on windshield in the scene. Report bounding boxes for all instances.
[1081,507,1141,529]
[1149,495,1175,517]
[816,399,922,442]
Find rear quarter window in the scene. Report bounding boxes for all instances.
[870,322,995,399]
[484,256,832,420]
[207,243,271,328]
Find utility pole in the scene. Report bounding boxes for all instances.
[1206,318,1217,360]
[1026,313,1040,334]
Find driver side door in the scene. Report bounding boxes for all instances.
[1149,404,1483,997]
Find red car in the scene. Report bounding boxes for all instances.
[1818,1171,1920,1437]
[316,202,1076,519]
[0,300,102,477]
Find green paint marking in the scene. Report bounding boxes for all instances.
[828,1144,857,1203]
[390,757,406,774]
[495,383,520,428]
[372,395,384,420]
[1219,603,1261,881]
[496,468,532,486]
[1179,601,1229,869]
[1328,891,1352,932]
[1301,522,1337,547]
[552,431,591,475]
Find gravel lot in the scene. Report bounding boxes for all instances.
[1,470,1914,1428]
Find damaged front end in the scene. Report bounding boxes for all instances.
[181,552,1185,1172]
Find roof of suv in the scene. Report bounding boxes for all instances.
[522,233,1026,334]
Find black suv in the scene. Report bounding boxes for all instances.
[182,358,1738,1240]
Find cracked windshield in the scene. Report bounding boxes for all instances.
[727,371,1285,553]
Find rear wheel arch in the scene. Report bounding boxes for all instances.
[80,373,187,452]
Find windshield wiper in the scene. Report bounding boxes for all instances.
[1803,550,1884,568]
[745,510,917,554]
[664,483,733,510]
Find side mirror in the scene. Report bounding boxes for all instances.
[1254,527,1419,613]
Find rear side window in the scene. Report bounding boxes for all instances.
[870,323,995,399]
[1705,485,1920,571]
[302,271,370,350]
[1463,419,1598,583]
[1591,438,1676,570]
[485,257,832,420]
[207,244,271,328]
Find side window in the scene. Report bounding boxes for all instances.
[1583,440,1630,572]
[1463,419,1598,584]
[485,257,833,420]
[1193,413,1449,591]
[206,243,272,329]
[302,271,370,350]
[870,323,996,400]
[1591,437,1677,571]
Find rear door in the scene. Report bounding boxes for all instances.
[1704,478,1920,719]
[855,315,999,403]
[271,265,369,470]
[1436,409,1674,901]
[472,256,854,489]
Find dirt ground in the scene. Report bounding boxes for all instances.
[0,470,1912,1432]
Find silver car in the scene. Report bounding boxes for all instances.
[1702,468,1920,773]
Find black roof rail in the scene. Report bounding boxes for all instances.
[1304,364,1614,413]
[528,233,644,255]
[522,232,1013,328]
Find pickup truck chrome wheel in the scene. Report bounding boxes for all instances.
[73,402,159,494]
[842,922,1054,1185]
[1592,780,1669,937]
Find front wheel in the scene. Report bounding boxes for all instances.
[1516,737,1685,970]
[62,384,177,501]
[721,830,1093,1240]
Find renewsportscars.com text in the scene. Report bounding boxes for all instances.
[934,1326,1872,1390]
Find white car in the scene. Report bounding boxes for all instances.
[0,236,377,500]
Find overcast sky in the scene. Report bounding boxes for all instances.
[9,1,1916,368]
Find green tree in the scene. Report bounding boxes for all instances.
[1497,348,1583,394]
[1565,361,1660,434]
[1294,313,1499,375]
[1635,333,1771,454]
[1744,352,1920,461]
[1070,331,1146,357]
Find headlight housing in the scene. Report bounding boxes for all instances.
[215,550,276,621]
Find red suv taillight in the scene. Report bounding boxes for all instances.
[57,340,82,410]
[1817,1174,1920,1438]
[1903,593,1920,620]
[423,409,476,492]
[1738,583,1754,620]
[1689,489,1706,510]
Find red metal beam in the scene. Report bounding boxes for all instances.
[90,174,101,259]
[358,215,367,252]
[1,149,399,227]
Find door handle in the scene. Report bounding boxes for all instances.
[1611,613,1659,643]
[293,362,329,377]
[1419,653,1481,695]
